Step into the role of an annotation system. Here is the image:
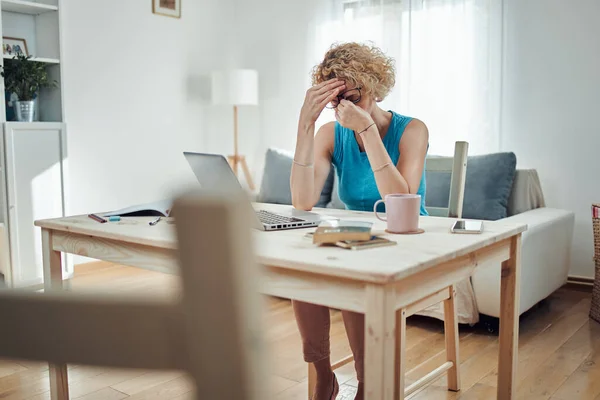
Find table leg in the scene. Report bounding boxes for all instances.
[444,285,460,391]
[365,284,396,400]
[394,309,407,399]
[42,229,69,400]
[497,235,522,399]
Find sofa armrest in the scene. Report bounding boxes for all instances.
[472,207,575,317]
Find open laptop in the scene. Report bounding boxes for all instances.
[183,152,334,231]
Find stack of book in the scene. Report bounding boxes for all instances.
[308,220,396,250]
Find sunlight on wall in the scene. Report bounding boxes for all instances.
[29,161,63,281]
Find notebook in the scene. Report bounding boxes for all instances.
[102,199,172,217]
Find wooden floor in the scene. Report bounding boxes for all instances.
[0,263,598,400]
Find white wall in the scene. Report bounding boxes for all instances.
[62,0,240,265]
[232,0,323,187]
[62,0,600,277]
[501,0,600,278]
[62,0,236,217]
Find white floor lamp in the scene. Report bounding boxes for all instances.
[211,69,259,191]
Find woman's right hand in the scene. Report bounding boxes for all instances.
[298,78,346,131]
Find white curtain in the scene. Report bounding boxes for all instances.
[311,0,503,156]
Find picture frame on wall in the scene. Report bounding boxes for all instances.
[2,37,28,57]
[152,0,181,19]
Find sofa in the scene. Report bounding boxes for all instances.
[256,148,575,325]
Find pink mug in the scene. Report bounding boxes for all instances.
[373,194,421,233]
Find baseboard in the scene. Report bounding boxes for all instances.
[565,275,594,293]
[12,277,44,289]
[568,275,594,285]
[8,269,74,291]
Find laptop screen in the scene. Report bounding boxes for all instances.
[183,152,246,194]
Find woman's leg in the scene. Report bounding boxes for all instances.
[292,300,338,399]
[342,310,365,399]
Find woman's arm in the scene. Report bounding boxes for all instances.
[290,78,344,210]
[291,123,335,210]
[361,119,429,197]
[335,99,429,198]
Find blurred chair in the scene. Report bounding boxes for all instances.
[0,191,265,400]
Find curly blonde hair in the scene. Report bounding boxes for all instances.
[311,42,396,101]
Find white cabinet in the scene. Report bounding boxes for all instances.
[0,0,68,288]
[1,122,70,287]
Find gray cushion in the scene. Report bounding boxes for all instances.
[257,148,294,205]
[326,172,346,210]
[319,168,336,208]
[257,148,334,208]
[425,152,517,220]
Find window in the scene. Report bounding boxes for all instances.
[313,0,503,156]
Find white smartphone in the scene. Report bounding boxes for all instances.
[450,219,483,234]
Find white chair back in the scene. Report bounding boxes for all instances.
[425,141,469,218]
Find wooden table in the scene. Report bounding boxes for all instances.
[35,203,526,400]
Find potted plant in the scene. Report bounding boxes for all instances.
[1,54,58,122]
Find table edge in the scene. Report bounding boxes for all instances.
[36,216,526,284]
[259,225,526,284]
[34,218,177,250]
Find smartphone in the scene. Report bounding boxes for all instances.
[450,220,483,234]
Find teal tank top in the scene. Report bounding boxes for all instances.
[331,111,428,215]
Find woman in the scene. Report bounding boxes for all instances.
[290,42,429,400]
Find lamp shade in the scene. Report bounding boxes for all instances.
[211,69,259,106]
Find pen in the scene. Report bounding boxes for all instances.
[88,213,107,223]
[149,216,162,226]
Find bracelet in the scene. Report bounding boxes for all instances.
[372,162,392,173]
[358,122,376,135]
[293,159,314,168]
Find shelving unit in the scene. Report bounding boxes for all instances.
[1,0,58,15]
[0,0,69,287]
[0,0,63,122]
[3,54,58,63]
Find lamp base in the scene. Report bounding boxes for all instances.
[227,154,255,191]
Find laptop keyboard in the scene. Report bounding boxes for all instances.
[256,210,304,225]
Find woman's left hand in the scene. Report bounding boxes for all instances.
[335,99,374,133]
